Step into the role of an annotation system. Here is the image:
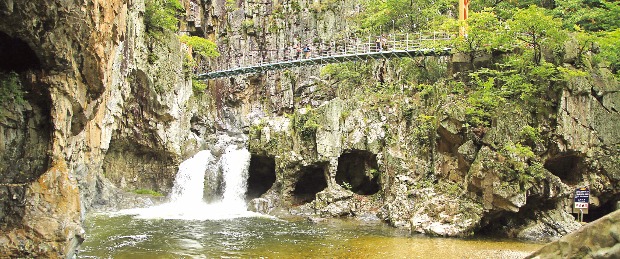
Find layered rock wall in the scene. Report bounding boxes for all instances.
[0,0,194,257]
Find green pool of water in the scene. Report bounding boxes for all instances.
[79,214,542,258]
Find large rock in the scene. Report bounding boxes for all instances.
[527,209,620,259]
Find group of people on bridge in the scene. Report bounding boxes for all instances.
[283,35,391,61]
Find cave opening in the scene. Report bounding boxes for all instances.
[582,198,619,222]
[544,153,585,186]
[476,197,558,238]
[246,155,276,200]
[0,31,41,72]
[335,150,380,195]
[292,165,327,205]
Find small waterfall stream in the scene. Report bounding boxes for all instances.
[220,145,251,211]
[117,144,262,220]
[169,150,213,205]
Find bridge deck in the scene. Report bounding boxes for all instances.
[195,33,453,80]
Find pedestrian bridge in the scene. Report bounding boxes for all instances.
[195,32,453,80]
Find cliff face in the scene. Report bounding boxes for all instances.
[197,0,620,241]
[0,0,618,257]
[0,0,194,257]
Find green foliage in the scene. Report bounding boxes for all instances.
[444,9,511,66]
[320,62,374,91]
[133,188,164,196]
[179,35,220,59]
[183,53,197,73]
[508,6,567,65]
[501,142,545,189]
[357,0,454,33]
[241,19,255,32]
[342,181,353,190]
[554,0,620,32]
[465,73,504,127]
[368,168,380,178]
[0,72,24,108]
[290,1,302,13]
[292,107,321,141]
[309,0,339,12]
[192,78,207,93]
[412,114,437,144]
[597,29,620,75]
[519,125,542,145]
[225,0,238,11]
[249,122,265,139]
[145,0,184,37]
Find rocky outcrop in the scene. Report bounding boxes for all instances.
[0,0,196,257]
[225,0,619,239]
[0,0,619,256]
[527,209,620,258]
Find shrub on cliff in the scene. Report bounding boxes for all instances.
[0,72,24,107]
[145,0,184,36]
[179,35,219,59]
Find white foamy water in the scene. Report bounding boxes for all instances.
[169,150,213,205]
[220,145,251,210]
[116,146,266,220]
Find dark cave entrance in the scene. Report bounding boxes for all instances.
[336,150,380,195]
[246,155,276,200]
[582,198,619,222]
[544,153,585,186]
[476,196,558,238]
[292,165,327,205]
[0,31,41,72]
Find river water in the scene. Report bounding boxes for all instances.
[79,215,542,258]
[78,147,542,258]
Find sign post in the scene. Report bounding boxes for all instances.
[573,187,590,222]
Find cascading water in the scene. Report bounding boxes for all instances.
[117,145,263,220]
[169,150,213,205]
[219,145,251,211]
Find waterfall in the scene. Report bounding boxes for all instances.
[220,145,251,210]
[117,145,263,220]
[169,150,213,205]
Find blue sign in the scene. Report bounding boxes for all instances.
[574,187,589,209]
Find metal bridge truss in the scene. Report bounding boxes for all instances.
[195,32,453,80]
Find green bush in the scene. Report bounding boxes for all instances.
[192,79,208,93]
[133,188,164,196]
[292,107,321,141]
[179,35,220,59]
[145,0,184,36]
[0,72,24,107]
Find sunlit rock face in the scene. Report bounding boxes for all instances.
[213,1,619,242]
[0,0,194,257]
[1,0,619,256]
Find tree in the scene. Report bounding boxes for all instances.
[554,0,620,32]
[179,35,220,59]
[357,0,455,34]
[145,0,184,36]
[597,29,620,74]
[508,5,567,65]
[445,9,510,68]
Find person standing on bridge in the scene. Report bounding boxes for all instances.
[303,44,311,59]
[375,37,381,51]
[294,44,301,59]
[381,35,388,51]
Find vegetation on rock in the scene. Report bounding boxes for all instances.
[132,188,164,196]
[0,72,24,108]
[145,0,184,37]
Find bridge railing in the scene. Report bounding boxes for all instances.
[194,32,453,75]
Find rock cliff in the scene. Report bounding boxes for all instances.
[0,0,194,257]
[0,0,618,257]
